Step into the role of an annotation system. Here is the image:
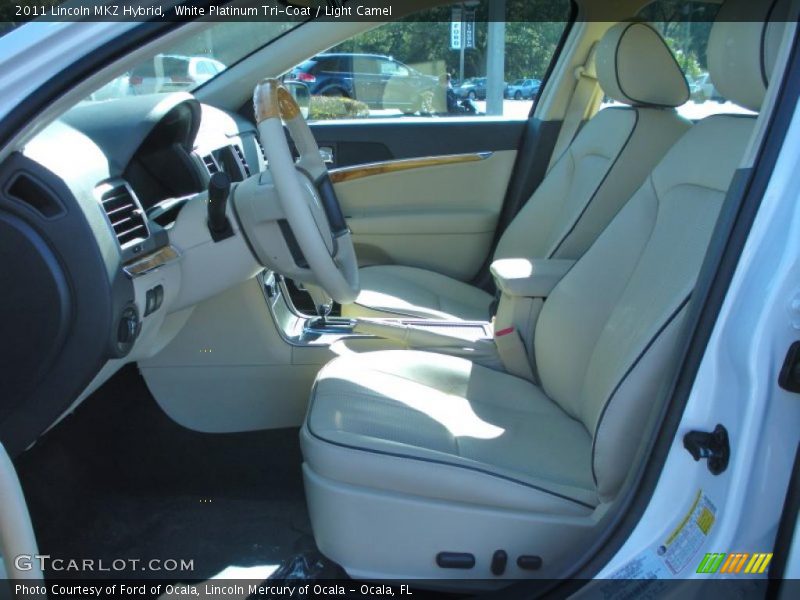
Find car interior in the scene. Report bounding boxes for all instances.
[0,0,796,592]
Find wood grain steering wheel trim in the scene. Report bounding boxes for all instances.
[253,79,301,123]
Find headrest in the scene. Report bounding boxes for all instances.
[707,0,789,112]
[596,22,689,108]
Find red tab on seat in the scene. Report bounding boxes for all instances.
[495,327,515,337]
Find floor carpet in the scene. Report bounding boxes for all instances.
[15,364,317,582]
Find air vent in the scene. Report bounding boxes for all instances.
[257,140,267,163]
[203,154,220,175]
[98,182,148,248]
[232,145,251,177]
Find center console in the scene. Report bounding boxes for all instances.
[264,256,577,381]
[261,271,501,369]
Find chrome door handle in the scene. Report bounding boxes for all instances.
[319,147,334,164]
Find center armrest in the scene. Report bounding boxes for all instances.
[490,258,575,298]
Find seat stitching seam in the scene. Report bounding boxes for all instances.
[654,181,731,200]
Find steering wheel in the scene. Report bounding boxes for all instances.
[253,79,359,304]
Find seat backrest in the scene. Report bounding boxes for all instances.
[533,0,787,501]
[494,22,692,263]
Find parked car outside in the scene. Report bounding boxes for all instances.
[286,53,438,113]
[455,76,510,100]
[690,72,725,103]
[129,54,226,95]
[88,74,132,101]
[505,78,541,100]
[454,76,487,100]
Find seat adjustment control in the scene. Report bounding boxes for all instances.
[491,550,507,575]
[517,555,543,570]
[683,424,730,475]
[436,552,475,569]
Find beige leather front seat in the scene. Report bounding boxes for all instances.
[301,1,784,582]
[343,22,692,321]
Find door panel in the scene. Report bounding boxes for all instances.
[332,149,517,280]
[310,119,524,168]
[310,119,524,280]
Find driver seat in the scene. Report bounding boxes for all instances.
[301,1,783,581]
[342,22,693,321]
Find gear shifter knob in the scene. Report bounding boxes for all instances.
[305,283,334,321]
[207,172,233,242]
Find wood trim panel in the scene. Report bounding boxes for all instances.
[329,152,493,184]
[124,246,180,277]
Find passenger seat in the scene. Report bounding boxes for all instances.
[343,22,692,321]
[300,0,785,580]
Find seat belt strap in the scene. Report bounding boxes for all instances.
[547,43,601,172]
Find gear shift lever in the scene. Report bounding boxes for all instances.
[304,283,334,326]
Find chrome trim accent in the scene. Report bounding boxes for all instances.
[258,271,373,347]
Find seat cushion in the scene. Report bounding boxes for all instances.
[301,350,598,513]
[342,265,494,321]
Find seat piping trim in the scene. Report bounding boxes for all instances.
[547,107,640,258]
[613,22,690,109]
[306,385,596,510]
[590,292,692,487]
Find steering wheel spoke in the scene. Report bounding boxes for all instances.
[252,79,359,305]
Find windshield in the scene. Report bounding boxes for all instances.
[86,20,300,101]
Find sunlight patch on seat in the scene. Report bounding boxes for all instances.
[352,369,505,440]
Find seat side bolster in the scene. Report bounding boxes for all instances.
[551,107,692,260]
[495,108,638,263]
[590,298,690,501]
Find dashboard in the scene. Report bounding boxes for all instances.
[61,93,267,238]
[0,93,265,455]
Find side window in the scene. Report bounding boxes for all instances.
[352,56,380,75]
[381,60,410,77]
[634,0,756,119]
[289,0,571,121]
[317,57,345,73]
